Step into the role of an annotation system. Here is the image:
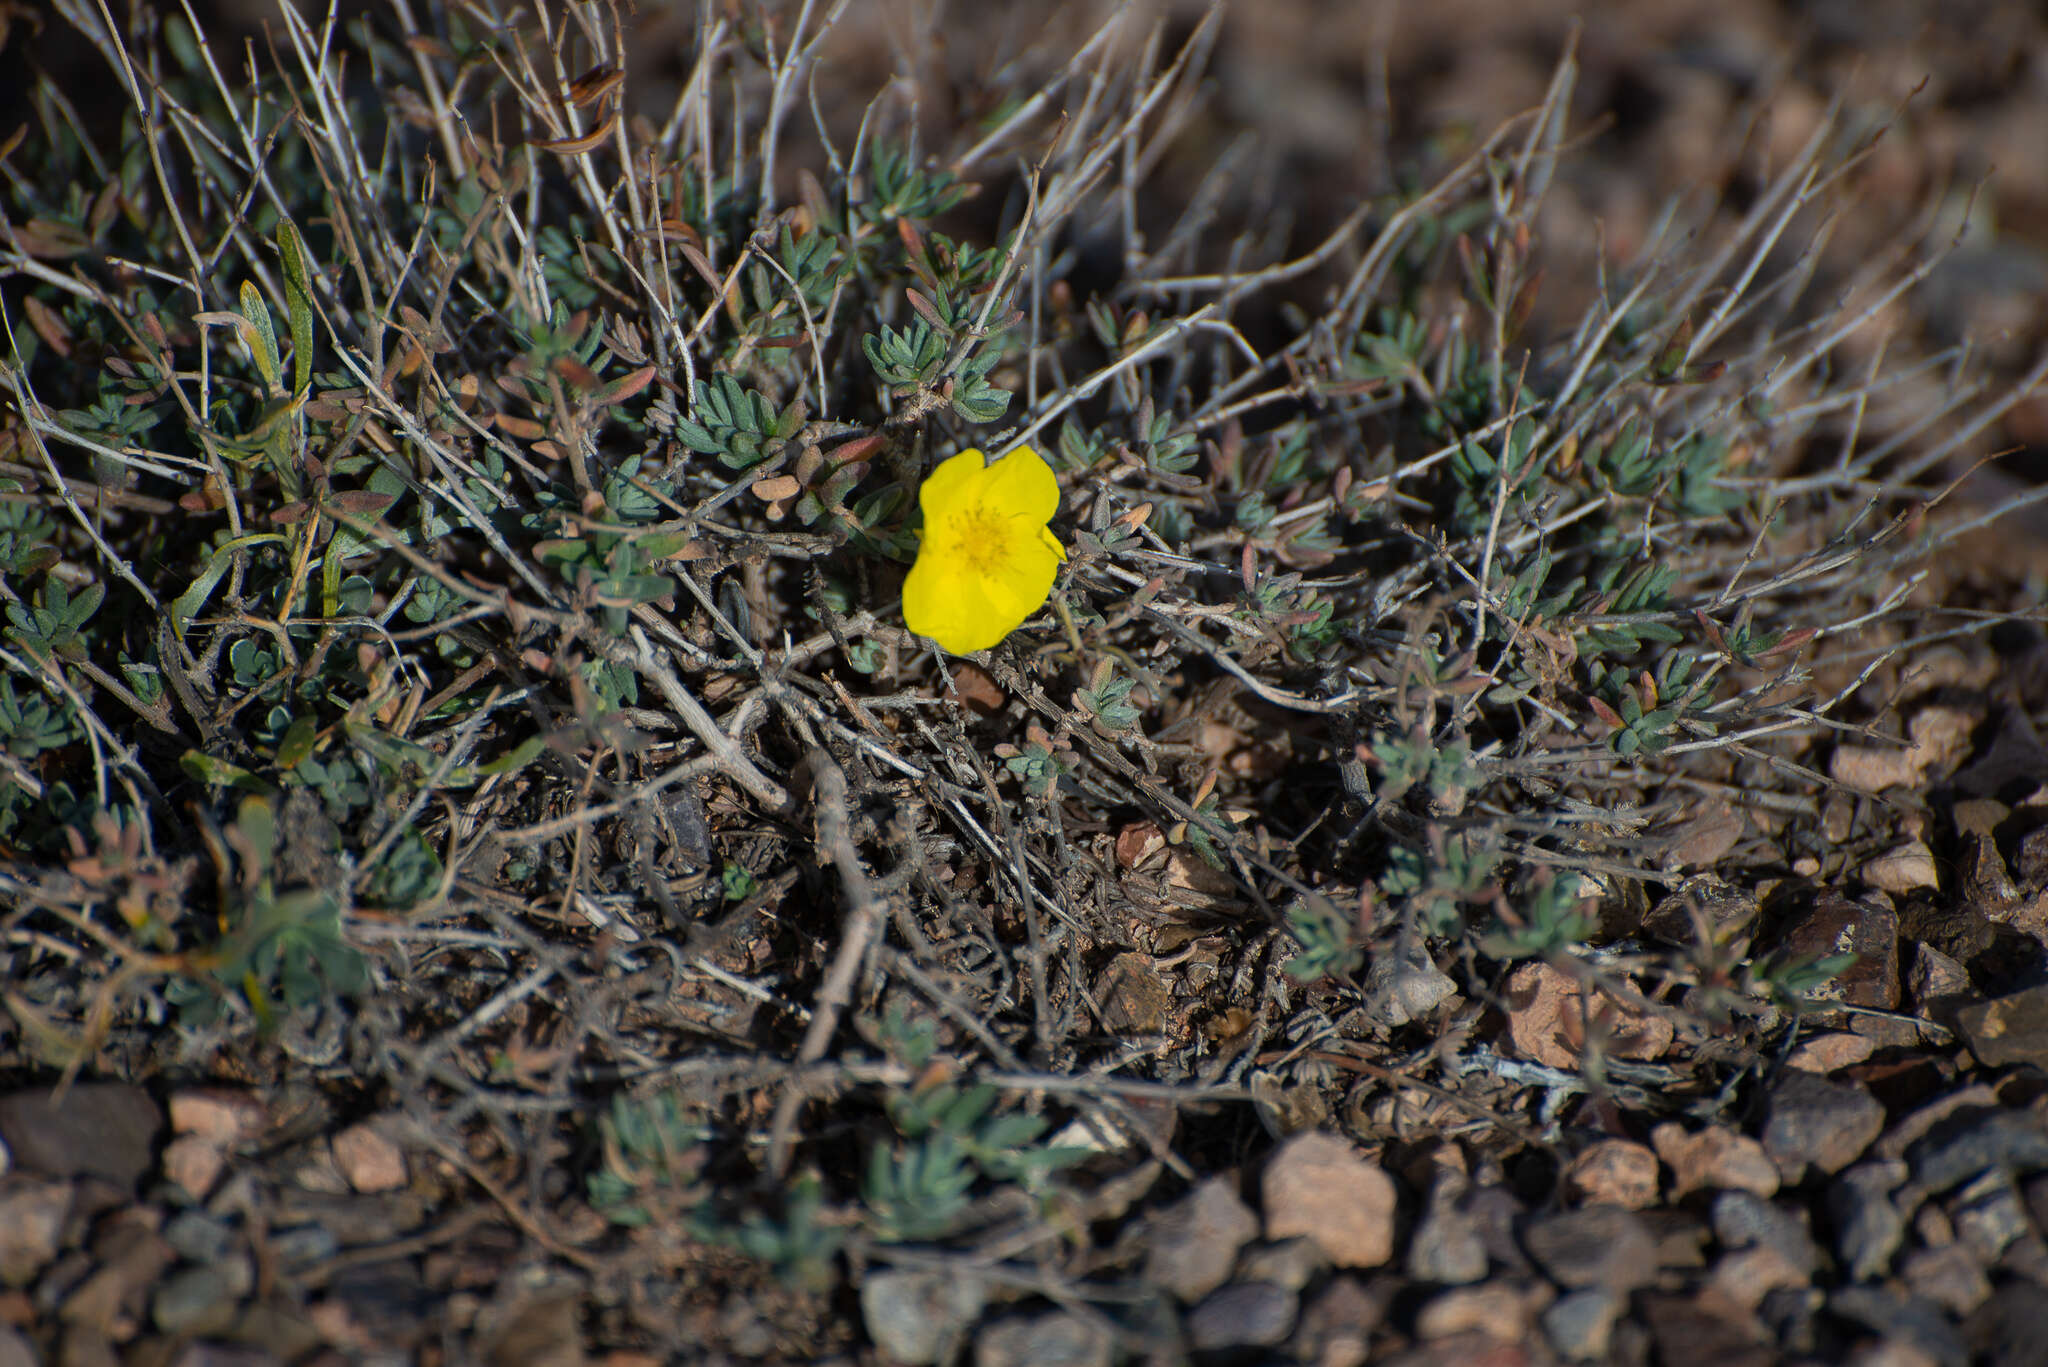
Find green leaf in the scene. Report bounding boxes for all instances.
[977,1113,1047,1152]
[180,750,273,793]
[345,721,439,782]
[0,677,78,761]
[475,735,545,778]
[950,375,1010,423]
[633,529,694,561]
[591,364,656,408]
[172,534,284,640]
[239,280,282,393]
[276,716,318,770]
[277,220,315,398]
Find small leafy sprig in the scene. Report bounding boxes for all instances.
[1369,728,1479,808]
[1588,652,1710,757]
[1073,659,1143,733]
[865,1080,1089,1242]
[1478,867,1600,961]
[674,373,808,470]
[997,729,1069,799]
[1381,826,1503,938]
[169,794,369,1029]
[863,317,1012,423]
[588,1088,710,1226]
[1283,895,1364,982]
[690,1174,844,1294]
[6,576,104,663]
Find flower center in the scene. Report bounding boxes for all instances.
[946,503,1012,576]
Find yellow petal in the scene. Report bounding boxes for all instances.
[904,553,1011,653]
[978,445,1060,524]
[972,529,1063,635]
[917,449,989,522]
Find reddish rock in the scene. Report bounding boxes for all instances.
[332,1123,408,1195]
[1415,1281,1549,1342]
[161,1135,228,1202]
[0,1178,71,1287]
[1773,892,1900,1010]
[1262,1132,1398,1268]
[1785,1033,1877,1075]
[1653,1124,1780,1200]
[1503,962,1673,1069]
[1707,1244,1808,1312]
[1563,1139,1660,1211]
[167,1090,268,1146]
[1862,842,1939,896]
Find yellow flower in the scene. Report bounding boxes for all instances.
[902,445,1066,654]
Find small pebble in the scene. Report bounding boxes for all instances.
[1563,1139,1660,1210]
[1262,1132,1397,1268]
[1186,1281,1297,1351]
[331,1122,408,1195]
[1521,1205,1658,1293]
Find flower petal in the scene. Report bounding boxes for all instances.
[978,445,1060,524]
[971,526,1064,633]
[904,551,1012,653]
[917,449,989,523]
